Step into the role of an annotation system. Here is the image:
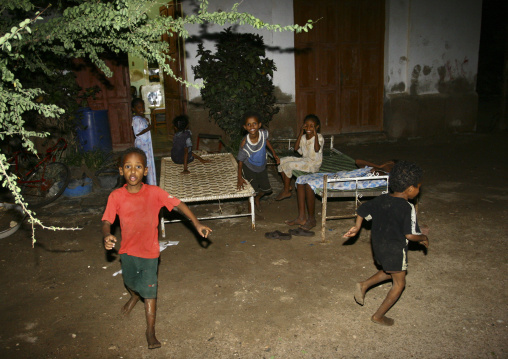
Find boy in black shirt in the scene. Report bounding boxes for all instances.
[343,161,429,326]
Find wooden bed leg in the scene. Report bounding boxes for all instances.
[321,175,328,242]
[160,217,166,238]
[249,196,256,229]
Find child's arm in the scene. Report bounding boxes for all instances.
[237,161,247,190]
[313,132,321,152]
[135,122,152,137]
[406,233,429,248]
[294,125,305,152]
[175,202,212,238]
[237,138,248,190]
[102,220,117,250]
[266,139,280,165]
[343,215,364,238]
[182,148,190,174]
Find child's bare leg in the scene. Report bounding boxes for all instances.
[371,271,406,326]
[355,159,395,173]
[300,184,317,230]
[145,298,161,349]
[121,287,140,315]
[285,184,307,226]
[355,270,391,305]
[254,191,266,212]
[276,172,292,200]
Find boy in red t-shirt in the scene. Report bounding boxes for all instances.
[102,147,212,349]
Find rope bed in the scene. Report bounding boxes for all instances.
[159,153,255,237]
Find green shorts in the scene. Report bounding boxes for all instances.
[120,254,159,299]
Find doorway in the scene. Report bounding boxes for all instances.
[294,0,385,134]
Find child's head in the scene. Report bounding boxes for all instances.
[242,111,262,135]
[173,115,189,133]
[119,147,148,187]
[389,161,423,196]
[303,114,320,133]
[121,147,147,167]
[132,98,144,116]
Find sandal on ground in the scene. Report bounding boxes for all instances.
[288,228,315,237]
[264,230,292,240]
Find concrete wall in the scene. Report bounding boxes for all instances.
[128,0,484,142]
[384,0,483,138]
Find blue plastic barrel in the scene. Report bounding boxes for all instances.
[76,108,113,152]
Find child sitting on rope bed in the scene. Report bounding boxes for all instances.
[275,114,324,201]
[171,115,210,174]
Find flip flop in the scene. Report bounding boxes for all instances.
[264,230,292,240]
[289,228,315,237]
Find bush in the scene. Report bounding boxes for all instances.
[193,27,279,146]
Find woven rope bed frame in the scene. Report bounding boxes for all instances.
[159,153,256,237]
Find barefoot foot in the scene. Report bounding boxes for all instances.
[354,283,365,306]
[146,330,161,349]
[275,191,292,201]
[284,217,306,226]
[121,296,140,315]
[300,219,316,231]
[371,316,395,326]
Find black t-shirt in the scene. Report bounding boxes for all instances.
[357,194,421,264]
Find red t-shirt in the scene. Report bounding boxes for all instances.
[102,184,181,259]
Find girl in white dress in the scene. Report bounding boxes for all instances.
[276,114,324,201]
[131,98,157,185]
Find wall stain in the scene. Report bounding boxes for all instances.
[399,56,407,64]
[438,77,474,94]
[423,65,432,76]
[436,57,473,94]
[410,65,422,96]
[390,82,406,93]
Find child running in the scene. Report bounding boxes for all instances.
[343,160,429,326]
[131,98,157,185]
[237,111,279,212]
[275,114,324,201]
[102,147,212,349]
[171,115,210,174]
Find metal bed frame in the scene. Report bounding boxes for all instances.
[159,153,256,237]
[319,173,389,241]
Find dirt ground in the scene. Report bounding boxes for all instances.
[0,132,506,359]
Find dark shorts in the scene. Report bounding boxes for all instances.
[120,254,159,298]
[374,245,408,272]
[242,165,272,193]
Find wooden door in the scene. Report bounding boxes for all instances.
[294,0,384,134]
[160,1,186,135]
[73,55,133,149]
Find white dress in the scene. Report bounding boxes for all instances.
[277,134,325,178]
[132,115,157,185]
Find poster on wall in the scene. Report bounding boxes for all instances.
[140,84,165,114]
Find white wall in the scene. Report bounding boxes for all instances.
[385,0,483,95]
[182,0,296,101]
